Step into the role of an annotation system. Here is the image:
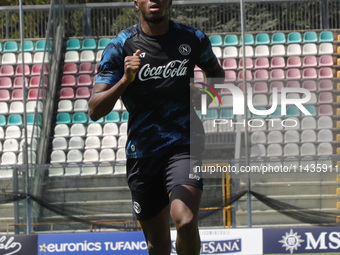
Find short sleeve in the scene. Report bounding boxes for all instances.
[196,30,218,72]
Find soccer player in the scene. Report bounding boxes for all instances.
[89,0,225,254]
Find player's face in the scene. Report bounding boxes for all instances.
[135,0,172,24]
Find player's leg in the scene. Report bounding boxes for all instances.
[170,184,202,255]
[139,205,171,255]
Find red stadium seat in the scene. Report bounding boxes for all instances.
[0,65,14,76]
[79,62,94,74]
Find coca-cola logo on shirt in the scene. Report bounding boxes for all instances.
[138,59,189,81]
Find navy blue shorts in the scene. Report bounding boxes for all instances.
[126,147,203,221]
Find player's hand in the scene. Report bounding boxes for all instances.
[124,49,141,84]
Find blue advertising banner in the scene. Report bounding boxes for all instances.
[38,232,148,255]
[263,227,340,254]
[0,234,37,255]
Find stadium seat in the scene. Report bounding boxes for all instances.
[271,32,286,44]
[238,70,252,80]
[58,100,73,112]
[283,143,299,157]
[209,35,223,47]
[194,70,205,82]
[303,68,317,79]
[6,126,21,139]
[61,75,76,87]
[302,56,317,67]
[287,56,301,68]
[224,34,238,46]
[286,68,301,79]
[284,130,300,143]
[0,115,6,127]
[99,149,115,162]
[80,50,96,62]
[0,42,2,52]
[31,64,49,76]
[96,50,104,62]
[56,112,71,124]
[113,99,123,111]
[103,123,119,136]
[79,62,94,74]
[101,135,117,149]
[255,33,270,45]
[223,46,238,58]
[287,32,302,44]
[254,70,268,80]
[118,135,127,148]
[319,43,334,55]
[255,57,269,69]
[318,92,333,104]
[54,124,70,137]
[83,149,99,162]
[317,116,333,129]
[67,149,83,163]
[75,87,91,99]
[224,71,236,82]
[29,76,48,88]
[27,89,45,101]
[0,77,12,89]
[300,142,316,156]
[0,65,14,76]
[11,89,24,101]
[0,102,8,114]
[270,45,286,56]
[17,52,33,64]
[317,142,333,155]
[319,55,334,66]
[70,123,86,136]
[68,136,84,149]
[319,31,334,43]
[116,148,126,161]
[255,45,270,57]
[89,116,104,124]
[64,51,79,62]
[87,123,102,136]
[1,152,17,165]
[319,80,333,91]
[271,57,285,69]
[3,138,19,151]
[66,38,81,51]
[250,131,266,144]
[301,129,316,142]
[253,82,268,93]
[72,112,88,124]
[82,38,97,50]
[26,113,42,125]
[318,104,333,115]
[0,90,10,102]
[7,114,23,126]
[15,64,30,76]
[270,69,285,80]
[287,44,301,56]
[267,130,283,143]
[266,144,283,157]
[4,41,18,53]
[238,58,253,69]
[239,46,254,57]
[35,40,47,52]
[222,58,237,70]
[98,38,110,50]
[73,99,88,112]
[26,101,43,113]
[33,52,49,63]
[212,47,222,58]
[303,31,318,43]
[13,77,28,88]
[250,144,266,157]
[121,111,129,122]
[63,63,78,74]
[2,53,16,64]
[119,122,127,135]
[302,43,317,55]
[85,136,101,149]
[59,87,74,99]
[317,129,333,142]
[319,67,333,79]
[240,34,254,46]
[302,80,317,91]
[105,111,120,123]
[81,164,97,175]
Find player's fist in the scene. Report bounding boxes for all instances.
[124,49,141,84]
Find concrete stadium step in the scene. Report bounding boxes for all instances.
[236,194,339,211]
[44,186,131,202]
[0,204,14,216]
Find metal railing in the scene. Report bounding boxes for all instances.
[0,0,339,39]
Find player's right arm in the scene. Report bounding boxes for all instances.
[89,49,141,121]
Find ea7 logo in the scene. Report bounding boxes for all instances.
[201,84,312,116]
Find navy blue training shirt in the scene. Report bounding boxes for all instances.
[95,21,218,158]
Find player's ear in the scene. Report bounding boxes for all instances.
[134,0,139,11]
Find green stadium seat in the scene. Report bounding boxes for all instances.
[240,34,254,46]
[105,111,120,123]
[271,32,286,44]
[0,42,2,52]
[202,109,218,120]
[195,110,202,119]
[269,106,282,118]
[209,35,223,47]
[98,38,110,50]
[7,114,23,126]
[19,40,34,52]
[287,32,302,44]
[220,109,233,118]
[82,38,97,50]
[72,112,88,124]
[89,116,104,123]
[303,31,318,43]
[255,33,270,45]
[56,113,71,124]
[303,105,317,116]
[121,111,129,122]
[35,40,46,52]
[319,31,334,43]
[26,113,42,125]
[0,115,6,126]
[286,106,301,117]
[224,34,238,46]
[4,41,18,53]
[66,38,81,51]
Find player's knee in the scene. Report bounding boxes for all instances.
[175,216,198,237]
[147,239,171,255]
